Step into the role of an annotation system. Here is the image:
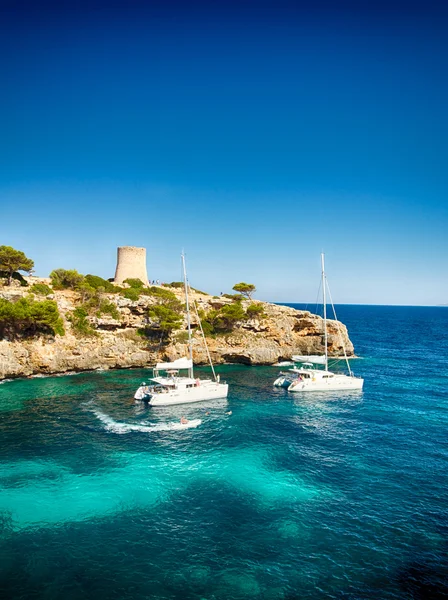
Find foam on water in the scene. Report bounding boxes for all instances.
[88,405,202,433]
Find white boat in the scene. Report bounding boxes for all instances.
[134,254,229,406]
[273,356,328,388]
[273,367,302,388]
[275,254,364,393]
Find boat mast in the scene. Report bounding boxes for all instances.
[321,252,328,371]
[181,252,194,379]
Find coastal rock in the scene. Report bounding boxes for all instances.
[0,288,355,379]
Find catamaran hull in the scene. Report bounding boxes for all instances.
[288,376,364,392]
[273,376,295,388]
[136,383,229,406]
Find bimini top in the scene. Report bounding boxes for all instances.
[292,355,327,365]
[155,357,193,371]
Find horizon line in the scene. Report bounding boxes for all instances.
[274,301,447,308]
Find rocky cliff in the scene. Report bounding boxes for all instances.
[0,287,355,380]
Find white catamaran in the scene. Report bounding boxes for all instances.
[274,254,364,392]
[134,254,229,406]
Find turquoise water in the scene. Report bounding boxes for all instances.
[1,305,448,599]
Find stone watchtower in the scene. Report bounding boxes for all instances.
[114,246,149,286]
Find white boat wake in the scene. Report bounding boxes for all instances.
[88,406,201,434]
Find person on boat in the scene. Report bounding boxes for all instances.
[180,416,188,424]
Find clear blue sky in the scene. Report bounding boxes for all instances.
[1,0,447,305]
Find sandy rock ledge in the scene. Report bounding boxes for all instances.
[0,289,355,380]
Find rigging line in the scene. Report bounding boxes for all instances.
[321,253,328,371]
[314,278,322,318]
[326,281,352,375]
[191,294,217,382]
[303,276,321,314]
[181,252,194,378]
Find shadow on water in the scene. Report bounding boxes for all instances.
[0,482,301,600]
[397,549,448,599]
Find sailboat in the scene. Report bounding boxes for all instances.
[274,254,364,392]
[134,253,229,406]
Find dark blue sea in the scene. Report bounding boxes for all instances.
[1,305,448,599]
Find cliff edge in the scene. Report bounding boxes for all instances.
[0,287,355,380]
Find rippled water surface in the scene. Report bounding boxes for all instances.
[1,305,448,599]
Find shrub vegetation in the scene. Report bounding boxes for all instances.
[142,286,179,303]
[198,300,265,336]
[162,281,183,289]
[146,304,183,338]
[95,299,120,320]
[232,282,256,300]
[0,246,34,286]
[162,282,208,295]
[246,303,266,319]
[0,271,29,287]
[174,330,190,343]
[85,274,117,292]
[0,297,64,339]
[223,293,243,302]
[50,269,84,290]
[30,283,52,296]
[68,307,97,337]
[200,303,247,335]
[73,293,120,328]
[77,281,97,302]
[123,278,145,289]
[122,288,140,301]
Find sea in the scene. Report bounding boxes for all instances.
[1,304,447,599]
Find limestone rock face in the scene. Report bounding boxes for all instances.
[0,288,356,380]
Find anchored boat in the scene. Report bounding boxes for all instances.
[134,254,229,406]
[274,254,364,393]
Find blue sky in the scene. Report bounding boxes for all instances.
[1,0,447,304]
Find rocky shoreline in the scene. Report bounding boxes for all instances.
[0,287,355,381]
